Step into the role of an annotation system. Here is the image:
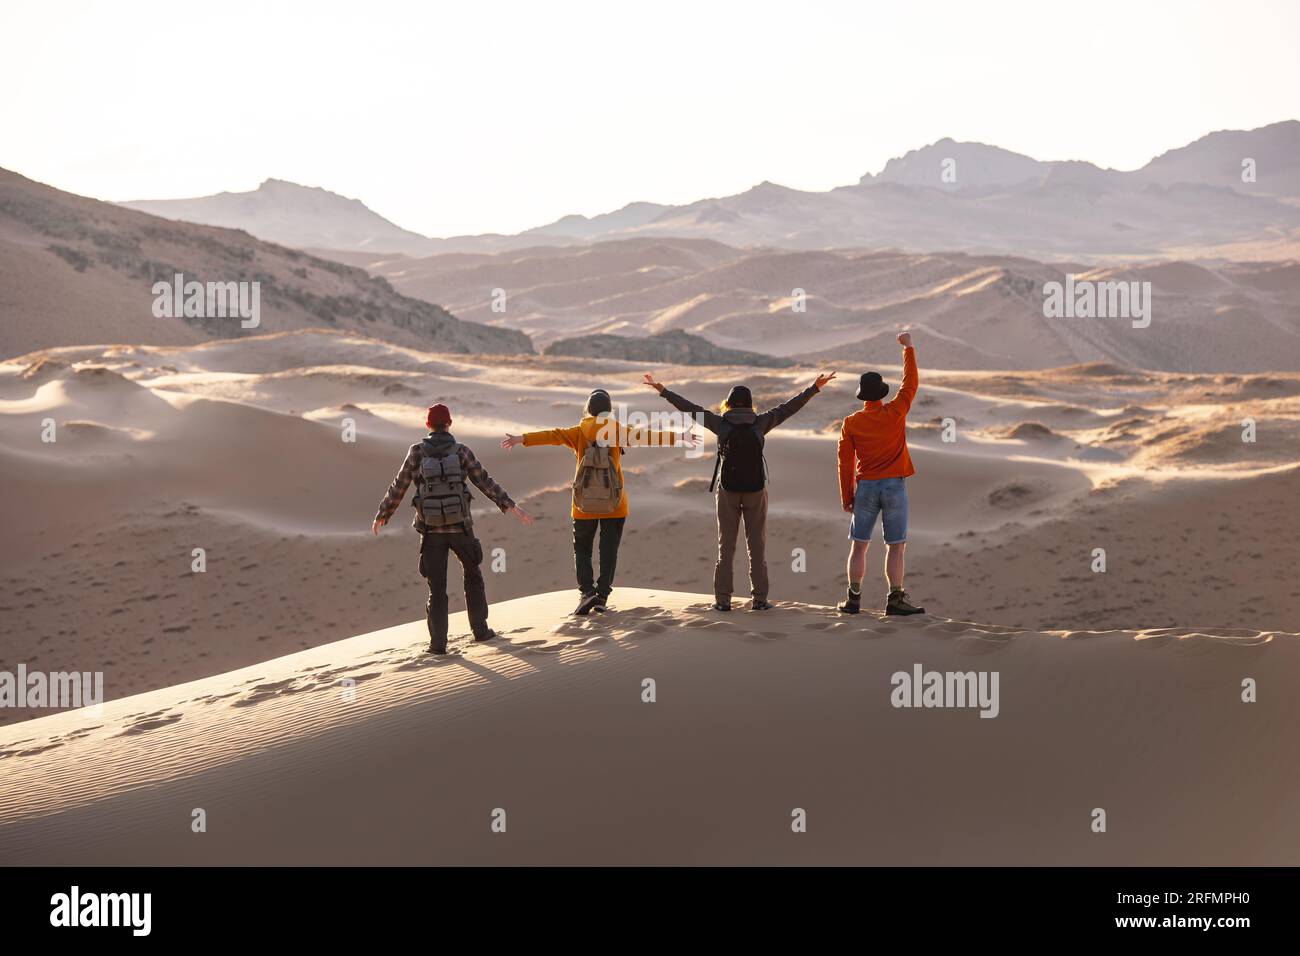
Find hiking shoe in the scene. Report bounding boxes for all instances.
[574,592,601,616]
[837,588,861,614]
[427,643,448,655]
[886,589,926,616]
[473,629,498,643]
[751,599,773,611]
[593,596,610,613]
[711,600,732,612]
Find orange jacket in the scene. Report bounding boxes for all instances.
[837,347,918,507]
[522,415,685,519]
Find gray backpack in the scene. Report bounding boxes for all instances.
[572,442,622,514]
[417,441,470,528]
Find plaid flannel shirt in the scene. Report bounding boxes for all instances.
[375,434,515,534]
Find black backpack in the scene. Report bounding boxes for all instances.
[710,422,766,493]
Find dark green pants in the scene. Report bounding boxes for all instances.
[573,517,626,598]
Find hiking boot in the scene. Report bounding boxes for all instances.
[473,629,498,643]
[574,592,601,616]
[751,599,773,611]
[837,588,861,614]
[886,589,926,616]
[593,595,610,613]
[711,600,732,612]
[427,643,448,655]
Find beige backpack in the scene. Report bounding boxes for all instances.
[572,442,622,513]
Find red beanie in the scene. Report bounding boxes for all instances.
[426,403,452,429]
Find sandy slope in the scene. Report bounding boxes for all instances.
[0,167,529,359]
[1,589,1294,865]
[3,330,1298,731]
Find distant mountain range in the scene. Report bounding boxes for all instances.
[118,122,1300,261]
[122,178,433,256]
[0,169,530,359]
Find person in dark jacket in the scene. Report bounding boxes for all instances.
[643,371,836,610]
[372,403,533,654]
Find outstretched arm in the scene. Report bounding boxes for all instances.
[758,371,836,433]
[502,425,581,451]
[890,332,918,417]
[644,373,724,433]
[461,445,534,525]
[372,445,419,534]
[616,419,698,450]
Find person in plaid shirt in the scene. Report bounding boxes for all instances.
[372,403,533,653]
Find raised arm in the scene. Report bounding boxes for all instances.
[889,332,918,418]
[644,373,725,433]
[757,371,836,433]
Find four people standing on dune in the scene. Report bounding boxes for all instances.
[374,333,925,652]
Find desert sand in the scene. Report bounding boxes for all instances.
[2,322,1297,865]
[2,329,1297,726]
[1,588,1295,865]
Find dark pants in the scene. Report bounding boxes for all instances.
[573,517,626,598]
[715,488,769,602]
[420,531,489,651]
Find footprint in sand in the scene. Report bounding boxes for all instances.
[3,742,65,758]
[115,712,182,736]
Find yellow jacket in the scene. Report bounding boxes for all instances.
[522,415,684,519]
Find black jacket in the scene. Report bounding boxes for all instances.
[658,384,818,441]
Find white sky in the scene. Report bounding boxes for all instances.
[2,0,1298,237]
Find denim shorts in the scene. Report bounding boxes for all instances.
[848,477,908,544]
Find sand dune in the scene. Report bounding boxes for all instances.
[319,239,1300,372]
[2,589,1295,865]
[4,330,1297,733]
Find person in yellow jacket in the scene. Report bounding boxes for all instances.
[502,388,695,615]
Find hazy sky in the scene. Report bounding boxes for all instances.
[3,0,1298,237]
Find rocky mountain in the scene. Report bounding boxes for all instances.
[114,122,1300,262]
[0,168,532,359]
[121,179,438,256]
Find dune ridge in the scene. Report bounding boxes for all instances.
[1,589,1295,865]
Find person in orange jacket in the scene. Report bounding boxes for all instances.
[502,389,696,615]
[836,331,925,616]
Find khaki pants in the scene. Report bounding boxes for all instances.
[714,488,769,602]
